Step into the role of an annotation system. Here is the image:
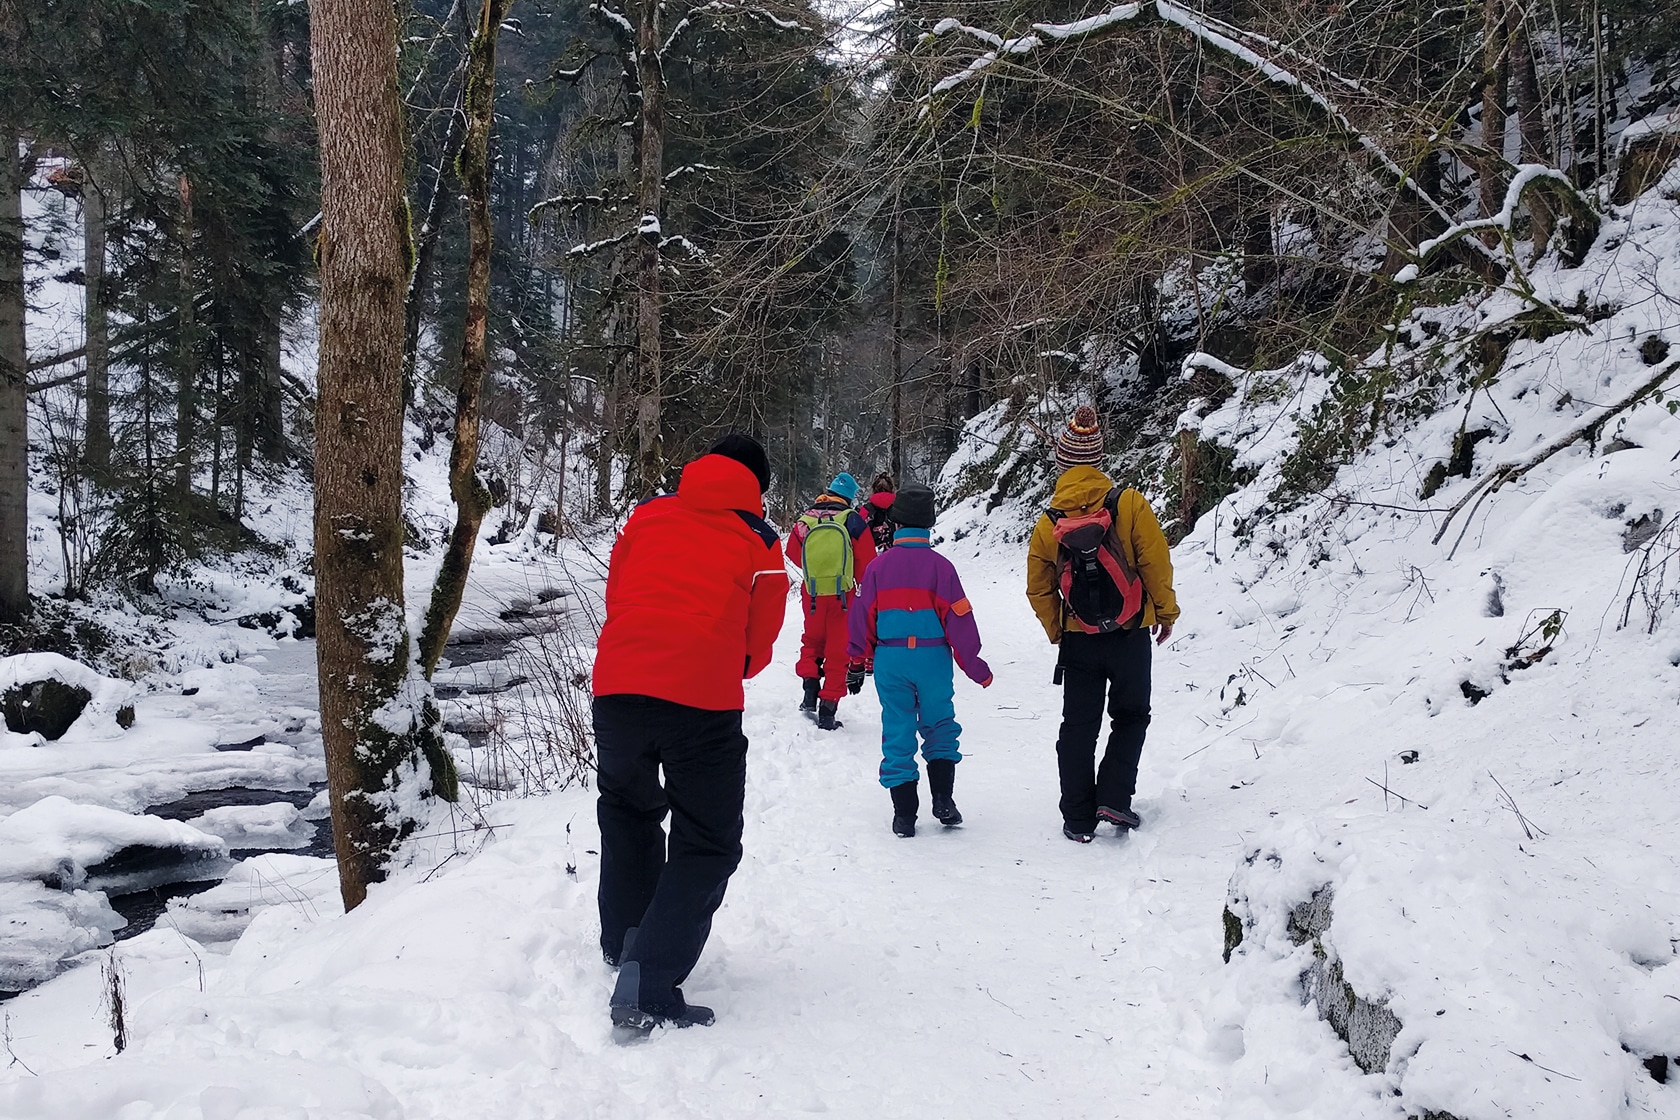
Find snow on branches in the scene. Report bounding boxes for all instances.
[917,0,1599,288]
[588,2,636,47]
[662,1,809,58]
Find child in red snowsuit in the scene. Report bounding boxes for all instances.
[786,472,875,730]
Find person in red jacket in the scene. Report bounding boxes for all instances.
[594,434,788,1033]
[786,472,876,730]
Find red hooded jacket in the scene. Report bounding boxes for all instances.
[592,454,790,711]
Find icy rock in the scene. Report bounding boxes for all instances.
[0,653,138,741]
[0,881,126,992]
[0,796,229,894]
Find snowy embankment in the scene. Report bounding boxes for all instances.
[3,181,1679,1120]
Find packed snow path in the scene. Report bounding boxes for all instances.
[0,562,1238,1117]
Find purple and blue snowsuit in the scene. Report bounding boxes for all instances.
[847,527,992,789]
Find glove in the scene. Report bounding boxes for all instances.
[846,663,867,695]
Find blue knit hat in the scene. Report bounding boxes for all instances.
[828,472,860,503]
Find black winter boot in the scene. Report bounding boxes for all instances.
[889,781,918,837]
[799,677,820,712]
[603,925,639,969]
[816,699,842,730]
[927,759,962,827]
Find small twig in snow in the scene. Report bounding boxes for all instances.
[1488,772,1546,840]
[1508,1051,1581,1081]
[1365,775,1428,810]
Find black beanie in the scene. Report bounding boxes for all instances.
[889,483,936,529]
[709,433,770,494]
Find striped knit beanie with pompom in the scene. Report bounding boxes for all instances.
[1053,405,1104,468]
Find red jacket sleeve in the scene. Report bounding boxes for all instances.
[785,519,806,569]
[849,511,876,581]
[744,537,789,679]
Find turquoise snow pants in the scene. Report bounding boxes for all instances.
[874,646,962,789]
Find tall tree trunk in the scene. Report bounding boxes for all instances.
[633,0,665,498]
[889,195,903,480]
[1479,0,1509,227]
[258,314,284,462]
[596,126,635,513]
[417,0,513,678]
[175,173,196,505]
[256,4,287,465]
[310,0,451,911]
[403,47,472,397]
[1507,0,1553,260]
[83,151,111,475]
[0,123,27,623]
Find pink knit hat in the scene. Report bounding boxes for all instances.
[1053,405,1104,468]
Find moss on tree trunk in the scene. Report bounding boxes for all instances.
[416,0,514,682]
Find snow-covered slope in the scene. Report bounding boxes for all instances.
[1,161,1678,1120]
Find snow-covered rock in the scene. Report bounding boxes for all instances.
[0,653,137,744]
[1224,816,1680,1119]
[0,796,228,894]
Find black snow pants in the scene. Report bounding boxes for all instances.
[594,694,747,1014]
[1054,627,1152,832]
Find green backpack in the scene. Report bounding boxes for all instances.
[797,509,856,599]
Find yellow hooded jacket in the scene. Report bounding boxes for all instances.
[1026,465,1180,643]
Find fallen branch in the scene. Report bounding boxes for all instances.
[1434,357,1680,553]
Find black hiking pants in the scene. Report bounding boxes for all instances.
[1054,627,1152,832]
[595,694,747,1014]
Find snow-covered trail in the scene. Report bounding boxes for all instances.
[0,551,1243,1118]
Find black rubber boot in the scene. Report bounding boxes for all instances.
[799,677,820,712]
[816,698,842,730]
[890,781,918,837]
[927,759,962,827]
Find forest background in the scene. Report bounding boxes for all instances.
[2,0,1679,897]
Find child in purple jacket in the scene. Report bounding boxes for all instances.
[846,484,992,837]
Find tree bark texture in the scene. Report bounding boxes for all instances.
[83,151,111,475]
[403,46,472,397]
[1479,0,1510,230]
[417,0,513,679]
[890,197,903,480]
[0,121,27,623]
[1507,0,1553,260]
[175,174,196,504]
[309,0,448,911]
[633,0,665,499]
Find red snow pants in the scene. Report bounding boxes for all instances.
[796,590,855,703]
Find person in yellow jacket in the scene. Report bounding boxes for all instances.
[1026,405,1180,843]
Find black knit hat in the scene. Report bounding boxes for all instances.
[889,483,936,529]
[709,433,770,494]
